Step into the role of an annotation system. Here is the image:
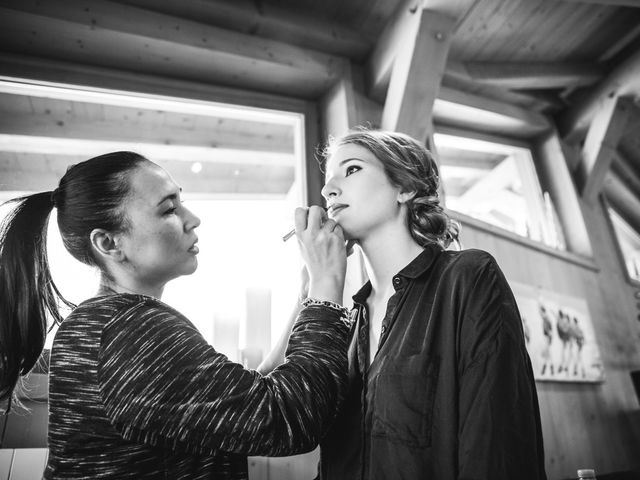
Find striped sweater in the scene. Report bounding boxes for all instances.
[44,293,349,479]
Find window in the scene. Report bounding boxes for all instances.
[433,132,565,249]
[608,207,640,283]
[0,78,306,367]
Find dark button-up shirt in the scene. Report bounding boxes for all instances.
[320,245,547,480]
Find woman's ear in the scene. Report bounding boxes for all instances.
[89,228,124,263]
[397,190,416,204]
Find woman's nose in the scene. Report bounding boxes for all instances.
[321,178,339,200]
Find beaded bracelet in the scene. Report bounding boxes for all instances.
[301,297,353,327]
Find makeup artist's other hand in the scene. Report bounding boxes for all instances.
[295,206,346,304]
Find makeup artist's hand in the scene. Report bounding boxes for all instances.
[295,206,346,304]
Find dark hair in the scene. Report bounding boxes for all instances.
[0,151,148,403]
[323,129,459,248]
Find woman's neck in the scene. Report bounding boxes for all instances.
[359,225,424,297]
[97,275,164,299]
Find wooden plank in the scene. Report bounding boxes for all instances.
[0,97,294,154]
[463,62,603,89]
[366,0,476,101]
[554,0,640,6]
[0,1,348,98]
[381,10,456,142]
[0,134,296,167]
[114,0,371,59]
[0,450,13,480]
[576,96,635,203]
[7,448,47,480]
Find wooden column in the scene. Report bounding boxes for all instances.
[380,9,455,142]
[575,96,636,203]
[534,129,593,257]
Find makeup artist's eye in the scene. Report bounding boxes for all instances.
[346,165,361,176]
[163,200,181,215]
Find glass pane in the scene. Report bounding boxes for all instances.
[434,133,565,249]
[608,207,640,282]
[0,80,305,368]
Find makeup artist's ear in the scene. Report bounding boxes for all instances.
[397,190,416,204]
[90,228,125,264]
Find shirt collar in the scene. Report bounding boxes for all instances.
[352,243,443,304]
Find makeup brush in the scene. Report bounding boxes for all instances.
[282,206,329,242]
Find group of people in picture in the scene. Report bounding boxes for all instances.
[0,129,547,479]
[539,302,587,379]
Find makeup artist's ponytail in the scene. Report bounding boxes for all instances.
[0,192,70,403]
[0,151,149,404]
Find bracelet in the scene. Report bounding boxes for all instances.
[301,297,353,327]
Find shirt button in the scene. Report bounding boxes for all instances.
[381,325,387,334]
[392,276,402,288]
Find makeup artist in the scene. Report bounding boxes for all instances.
[0,151,351,479]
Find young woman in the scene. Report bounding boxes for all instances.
[314,130,547,479]
[0,151,351,479]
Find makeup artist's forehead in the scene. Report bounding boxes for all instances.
[128,164,180,206]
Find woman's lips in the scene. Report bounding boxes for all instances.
[328,204,348,216]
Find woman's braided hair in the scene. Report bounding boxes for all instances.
[323,129,459,248]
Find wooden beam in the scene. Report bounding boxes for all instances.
[598,23,640,62]
[559,47,640,141]
[0,0,348,99]
[604,171,640,235]
[533,129,593,257]
[0,53,310,114]
[554,0,640,7]
[463,62,603,90]
[575,96,636,203]
[0,134,296,167]
[320,68,359,139]
[445,62,565,112]
[381,10,456,142]
[114,0,371,60]
[611,148,640,196]
[366,0,476,102]
[0,151,294,194]
[434,86,552,138]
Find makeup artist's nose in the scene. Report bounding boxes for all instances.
[321,178,340,201]
[183,205,201,231]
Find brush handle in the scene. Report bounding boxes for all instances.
[282,206,329,242]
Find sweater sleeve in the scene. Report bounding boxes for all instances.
[97,299,349,457]
[457,254,547,480]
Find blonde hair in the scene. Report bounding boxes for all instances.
[323,129,459,248]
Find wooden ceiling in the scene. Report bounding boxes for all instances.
[0,0,639,227]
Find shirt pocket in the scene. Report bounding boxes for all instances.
[370,358,439,448]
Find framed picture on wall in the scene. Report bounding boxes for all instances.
[511,282,604,383]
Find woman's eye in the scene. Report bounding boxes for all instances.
[346,165,361,176]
